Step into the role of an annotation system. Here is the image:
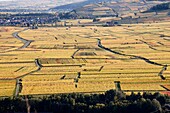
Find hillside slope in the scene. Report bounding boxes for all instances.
[51,0,143,11]
[149,2,170,11]
[59,0,170,25]
[60,0,162,19]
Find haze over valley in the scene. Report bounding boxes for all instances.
[0,0,85,11]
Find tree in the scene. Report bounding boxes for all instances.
[93,18,100,22]
[156,95,166,106]
[105,90,116,102]
[152,99,162,113]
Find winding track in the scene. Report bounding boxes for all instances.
[0,29,33,53]
[12,29,33,49]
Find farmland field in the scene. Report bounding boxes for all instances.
[0,22,170,96]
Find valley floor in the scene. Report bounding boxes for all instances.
[0,21,170,97]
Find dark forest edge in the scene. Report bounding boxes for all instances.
[0,89,170,113]
[146,2,170,12]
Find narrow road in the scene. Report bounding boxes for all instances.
[12,29,33,49]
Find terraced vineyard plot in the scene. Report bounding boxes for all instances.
[0,63,38,79]
[19,28,98,50]
[164,67,170,77]
[0,80,16,97]
[0,27,23,53]
[163,85,170,90]
[21,76,116,95]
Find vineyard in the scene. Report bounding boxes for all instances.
[0,21,170,96]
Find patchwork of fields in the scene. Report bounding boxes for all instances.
[0,22,170,96]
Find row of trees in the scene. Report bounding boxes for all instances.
[0,90,169,113]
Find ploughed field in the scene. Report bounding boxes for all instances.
[0,22,170,96]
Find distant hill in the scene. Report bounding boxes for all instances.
[51,0,170,11]
[149,2,170,11]
[57,0,170,25]
[59,0,162,19]
[50,0,112,11]
[50,0,143,11]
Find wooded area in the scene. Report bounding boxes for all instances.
[0,90,169,113]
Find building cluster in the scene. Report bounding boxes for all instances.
[0,14,58,26]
